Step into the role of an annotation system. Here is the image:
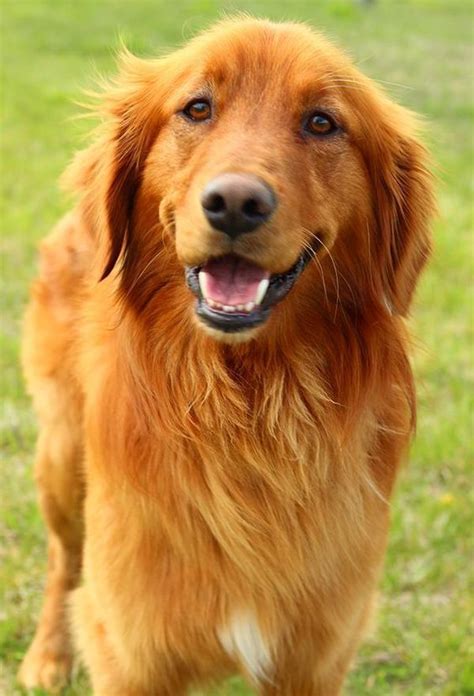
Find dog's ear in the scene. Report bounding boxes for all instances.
[97,50,169,279]
[366,103,435,315]
[62,49,181,279]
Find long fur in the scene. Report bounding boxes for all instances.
[19,18,434,696]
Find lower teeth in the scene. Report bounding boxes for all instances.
[206,300,256,314]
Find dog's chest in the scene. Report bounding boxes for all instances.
[218,610,272,683]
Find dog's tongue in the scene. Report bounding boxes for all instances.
[200,255,270,305]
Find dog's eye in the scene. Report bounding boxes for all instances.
[183,99,212,122]
[306,112,337,136]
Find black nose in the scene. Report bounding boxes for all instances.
[201,173,277,238]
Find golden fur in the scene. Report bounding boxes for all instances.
[19,18,434,695]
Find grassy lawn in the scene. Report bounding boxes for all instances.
[1,1,473,694]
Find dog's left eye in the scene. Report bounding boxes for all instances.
[305,112,338,136]
[182,99,212,122]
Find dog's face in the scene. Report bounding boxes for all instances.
[98,20,433,342]
[147,25,370,339]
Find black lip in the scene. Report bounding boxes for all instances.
[196,301,272,332]
[185,247,315,333]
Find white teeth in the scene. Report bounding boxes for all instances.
[198,271,208,299]
[198,267,269,315]
[203,298,256,314]
[199,269,269,314]
[255,278,269,305]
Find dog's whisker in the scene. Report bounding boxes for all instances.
[301,239,330,310]
[371,78,414,91]
[301,230,341,322]
[127,241,166,294]
[326,81,369,93]
[306,229,358,316]
[365,220,374,289]
[316,236,340,323]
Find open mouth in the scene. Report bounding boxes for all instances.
[185,251,313,333]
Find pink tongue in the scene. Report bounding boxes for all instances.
[201,255,269,305]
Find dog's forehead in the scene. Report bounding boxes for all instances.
[183,20,354,98]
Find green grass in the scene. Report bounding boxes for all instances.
[1,1,473,694]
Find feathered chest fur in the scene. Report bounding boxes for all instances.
[82,291,402,604]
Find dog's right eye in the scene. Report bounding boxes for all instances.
[182,99,212,122]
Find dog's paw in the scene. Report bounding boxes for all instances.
[18,647,72,693]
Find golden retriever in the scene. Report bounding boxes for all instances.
[18,17,434,696]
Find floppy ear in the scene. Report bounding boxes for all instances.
[367,107,435,315]
[62,50,168,279]
[97,50,169,279]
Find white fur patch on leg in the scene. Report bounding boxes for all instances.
[218,610,272,683]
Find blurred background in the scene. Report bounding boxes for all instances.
[1,1,472,694]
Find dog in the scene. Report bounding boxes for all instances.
[18,17,434,695]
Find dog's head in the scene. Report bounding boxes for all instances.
[78,19,434,342]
